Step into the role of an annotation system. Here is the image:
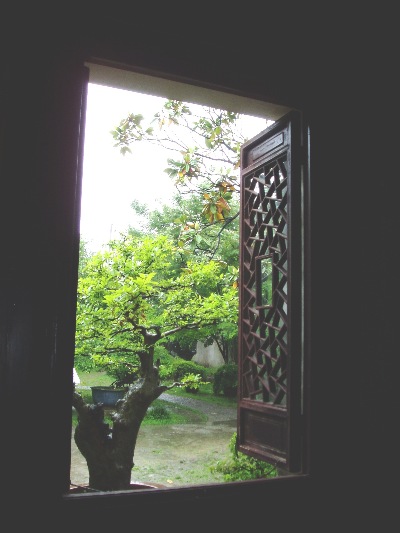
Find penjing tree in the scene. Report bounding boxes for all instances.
[72,233,238,491]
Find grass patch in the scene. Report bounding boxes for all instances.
[71,399,199,428]
[76,371,114,387]
[143,400,206,425]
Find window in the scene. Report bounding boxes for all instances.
[69,62,309,493]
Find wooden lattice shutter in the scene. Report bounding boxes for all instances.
[237,111,304,473]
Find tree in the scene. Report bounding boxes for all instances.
[130,192,240,267]
[78,237,92,278]
[111,99,268,259]
[110,100,268,366]
[128,193,240,362]
[73,233,238,491]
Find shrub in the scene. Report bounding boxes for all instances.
[74,354,97,374]
[179,373,210,393]
[153,344,174,364]
[91,354,140,388]
[160,359,208,382]
[145,404,171,421]
[158,360,176,381]
[210,432,278,481]
[213,363,238,397]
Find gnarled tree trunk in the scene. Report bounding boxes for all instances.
[72,344,176,491]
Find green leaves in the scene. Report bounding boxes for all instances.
[111,112,154,154]
[179,373,210,392]
[110,98,251,260]
[75,233,239,369]
[201,191,231,223]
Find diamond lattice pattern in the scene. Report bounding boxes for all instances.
[241,155,288,405]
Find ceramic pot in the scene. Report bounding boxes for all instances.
[90,386,127,407]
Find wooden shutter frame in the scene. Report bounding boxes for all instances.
[237,110,307,473]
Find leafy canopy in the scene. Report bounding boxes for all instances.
[75,233,238,364]
[111,99,268,259]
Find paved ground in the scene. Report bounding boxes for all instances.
[70,393,237,489]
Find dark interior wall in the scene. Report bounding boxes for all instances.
[0,7,396,529]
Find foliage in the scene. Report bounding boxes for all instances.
[128,193,240,362]
[72,100,254,491]
[91,354,140,388]
[163,338,196,361]
[111,99,267,260]
[159,358,209,382]
[130,193,240,268]
[74,352,98,374]
[210,433,278,482]
[179,373,210,393]
[145,403,171,421]
[113,101,252,363]
[75,233,238,369]
[78,238,92,278]
[213,363,238,397]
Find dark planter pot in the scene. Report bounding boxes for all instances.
[91,386,127,407]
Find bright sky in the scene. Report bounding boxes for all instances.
[80,84,269,253]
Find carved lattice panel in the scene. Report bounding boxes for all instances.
[241,157,288,405]
[237,111,304,471]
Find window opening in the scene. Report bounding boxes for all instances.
[70,70,306,493]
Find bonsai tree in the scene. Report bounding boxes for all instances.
[73,233,238,491]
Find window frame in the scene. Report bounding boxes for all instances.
[62,60,311,504]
